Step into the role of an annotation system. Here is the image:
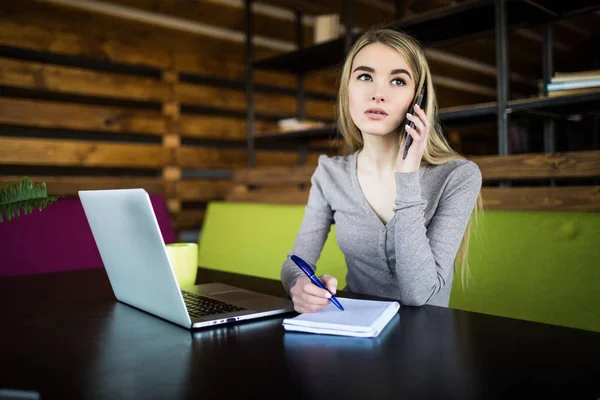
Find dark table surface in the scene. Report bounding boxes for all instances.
[1,267,599,400]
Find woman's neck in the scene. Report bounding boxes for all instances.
[357,133,399,177]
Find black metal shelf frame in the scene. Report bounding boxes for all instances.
[243,0,600,167]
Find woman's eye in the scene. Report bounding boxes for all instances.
[392,78,406,86]
[358,74,372,81]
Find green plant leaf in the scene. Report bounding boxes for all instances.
[0,177,58,223]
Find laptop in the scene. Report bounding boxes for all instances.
[78,188,294,330]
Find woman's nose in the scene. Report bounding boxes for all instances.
[372,96,385,102]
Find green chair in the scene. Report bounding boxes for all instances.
[450,210,600,332]
[197,201,346,285]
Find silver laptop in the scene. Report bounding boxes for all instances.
[78,188,294,330]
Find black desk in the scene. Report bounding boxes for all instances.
[1,268,599,400]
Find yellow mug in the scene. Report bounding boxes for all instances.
[166,243,198,288]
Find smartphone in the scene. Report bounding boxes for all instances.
[402,83,426,160]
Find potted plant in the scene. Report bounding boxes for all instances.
[0,177,58,223]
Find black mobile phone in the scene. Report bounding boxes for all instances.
[402,83,426,160]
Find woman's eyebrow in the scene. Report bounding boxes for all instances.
[352,65,412,79]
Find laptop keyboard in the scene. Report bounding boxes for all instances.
[181,291,247,318]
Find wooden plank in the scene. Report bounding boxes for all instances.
[0,96,284,140]
[177,147,246,169]
[177,148,324,169]
[173,209,206,230]
[0,137,170,168]
[481,186,600,212]
[0,176,164,196]
[472,150,600,180]
[161,61,183,215]
[0,18,170,69]
[226,185,310,204]
[175,180,233,201]
[0,98,167,135]
[177,83,335,121]
[233,165,315,185]
[180,115,277,140]
[0,57,169,101]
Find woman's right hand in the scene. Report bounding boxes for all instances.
[289,274,338,313]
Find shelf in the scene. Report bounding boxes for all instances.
[439,101,497,125]
[508,91,600,115]
[252,0,600,74]
[252,37,350,74]
[250,91,600,144]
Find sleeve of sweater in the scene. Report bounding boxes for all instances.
[280,156,334,294]
[392,161,482,306]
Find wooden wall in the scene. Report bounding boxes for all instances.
[0,0,343,232]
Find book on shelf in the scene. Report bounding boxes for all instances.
[547,87,600,97]
[547,79,600,92]
[552,69,600,82]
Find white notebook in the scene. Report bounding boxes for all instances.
[282,298,400,338]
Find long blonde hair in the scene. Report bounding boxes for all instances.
[336,27,483,288]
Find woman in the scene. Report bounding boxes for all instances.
[280,27,483,313]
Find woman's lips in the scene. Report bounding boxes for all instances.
[365,110,388,120]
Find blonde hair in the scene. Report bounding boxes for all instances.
[336,27,483,288]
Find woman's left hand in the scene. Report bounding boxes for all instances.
[395,103,431,173]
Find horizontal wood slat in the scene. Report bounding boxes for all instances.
[173,209,206,230]
[481,186,600,212]
[176,83,335,121]
[175,180,232,201]
[0,98,167,135]
[0,176,165,196]
[179,115,277,140]
[233,165,315,185]
[226,186,309,204]
[177,148,323,169]
[473,150,600,180]
[0,57,169,102]
[0,98,285,140]
[0,137,170,168]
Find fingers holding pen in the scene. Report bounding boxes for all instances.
[290,276,331,313]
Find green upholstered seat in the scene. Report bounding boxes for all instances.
[197,202,346,285]
[198,201,600,332]
[449,210,600,332]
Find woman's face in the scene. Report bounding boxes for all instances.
[348,42,416,138]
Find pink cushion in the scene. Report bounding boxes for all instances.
[0,195,176,278]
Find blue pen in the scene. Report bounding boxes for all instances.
[290,255,344,311]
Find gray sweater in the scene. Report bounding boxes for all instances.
[280,151,482,307]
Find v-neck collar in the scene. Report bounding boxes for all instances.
[350,151,397,230]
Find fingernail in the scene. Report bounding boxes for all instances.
[406,112,412,117]
[415,104,421,109]
[326,292,331,298]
